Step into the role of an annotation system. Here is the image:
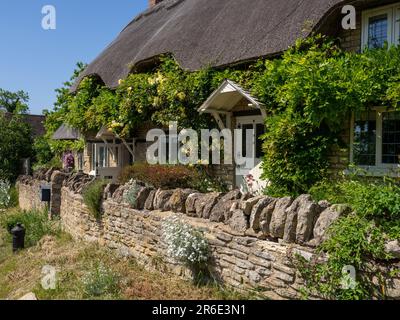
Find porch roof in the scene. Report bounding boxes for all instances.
[52,123,82,141]
[96,126,136,159]
[96,126,116,140]
[198,80,265,115]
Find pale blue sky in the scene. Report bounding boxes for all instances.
[0,1,148,115]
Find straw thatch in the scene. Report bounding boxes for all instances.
[72,0,354,91]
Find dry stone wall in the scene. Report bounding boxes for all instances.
[60,185,316,300]
[18,173,400,299]
[17,169,69,217]
[17,176,48,212]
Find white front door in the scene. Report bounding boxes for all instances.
[235,116,265,189]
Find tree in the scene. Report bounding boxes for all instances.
[0,113,33,181]
[41,62,87,157]
[0,89,30,114]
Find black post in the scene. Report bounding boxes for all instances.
[11,223,26,253]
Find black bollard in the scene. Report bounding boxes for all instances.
[11,223,26,253]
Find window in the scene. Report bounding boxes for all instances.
[114,146,119,166]
[92,144,109,169]
[77,152,84,171]
[382,112,400,164]
[362,4,400,49]
[91,143,96,170]
[98,146,107,168]
[352,109,400,168]
[353,110,376,166]
[368,14,389,49]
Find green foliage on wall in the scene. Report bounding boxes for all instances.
[43,36,400,195]
[298,176,400,300]
[253,36,400,196]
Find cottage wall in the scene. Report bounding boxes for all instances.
[338,13,362,53]
[209,164,236,190]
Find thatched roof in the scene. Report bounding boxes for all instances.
[52,123,82,141]
[72,0,350,91]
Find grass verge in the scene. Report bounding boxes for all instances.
[0,208,257,300]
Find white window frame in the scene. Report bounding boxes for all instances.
[350,107,400,176]
[361,3,400,50]
[92,143,110,169]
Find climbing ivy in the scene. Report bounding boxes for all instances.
[43,36,400,195]
[253,36,400,196]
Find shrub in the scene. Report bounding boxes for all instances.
[191,166,228,193]
[119,163,227,192]
[256,38,400,196]
[0,209,60,247]
[32,157,63,172]
[8,185,18,208]
[340,181,400,220]
[0,180,11,209]
[82,262,120,298]
[33,136,55,169]
[295,213,392,300]
[261,114,333,197]
[0,113,34,182]
[0,181,19,209]
[82,179,108,219]
[162,215,209,268]
[298,176,400,300]
[309,177,400,220]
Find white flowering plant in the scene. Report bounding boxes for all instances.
[123,180,142,208]
[162,215,209,268]
[0,180,11,209]
[82,262,120,298]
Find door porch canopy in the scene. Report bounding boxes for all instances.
[96,126,135,159]
[198,79,266,130]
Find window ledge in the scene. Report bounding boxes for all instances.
[345,166,400,177]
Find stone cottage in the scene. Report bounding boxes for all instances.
[60,0,400,187]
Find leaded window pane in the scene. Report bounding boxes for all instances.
[368,14,388,49]
[382,111,400,164]
[354,111,376,166]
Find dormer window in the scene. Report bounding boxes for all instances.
[362,3,400,49]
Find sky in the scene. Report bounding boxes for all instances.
[0,0,148,115]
